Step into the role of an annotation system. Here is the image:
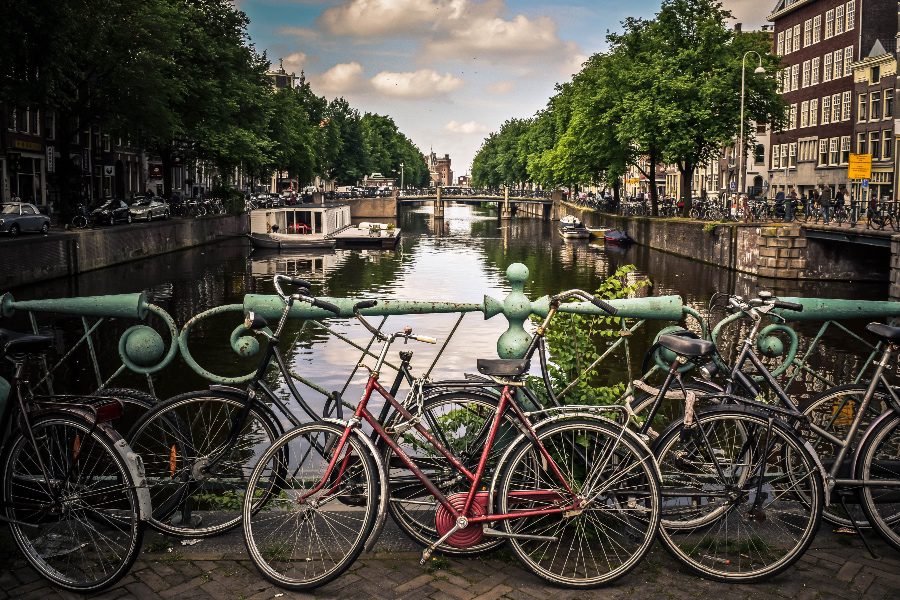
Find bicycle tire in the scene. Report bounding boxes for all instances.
[800,384,890,528]
[244,421,380,590]
[689,209,700,220]
[381,391,522,556]
[857,413,900,551]
[2,415,144,592]
[127,391,282,537]
[92,387,156,436]
[71,215,88,229]
[495,417,660,588]
[655,407,823,583]
[835,209,846,225]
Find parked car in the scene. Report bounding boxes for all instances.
[92,199,132,225]
[0,202,50,236]
[129,197,170,221]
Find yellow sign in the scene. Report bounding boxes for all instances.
[848,153,873,179]
[13,139,42,152]
[626,178,640,185]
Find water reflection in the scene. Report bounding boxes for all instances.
[4,204,892,416]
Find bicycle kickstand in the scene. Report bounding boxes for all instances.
[837,491,878,560]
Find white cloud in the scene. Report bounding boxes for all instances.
[277,26,321,40]
[281,51,308,74]
[312,62,366,94]
[444,120,490,134]
[721,0,769,29]
[370,69,463,98]
[486,80,514,95]
[319,0,457,37]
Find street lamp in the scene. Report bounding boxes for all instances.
[738,51,766,200]
[399,162,405,190]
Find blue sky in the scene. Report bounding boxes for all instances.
[239,0,768,177]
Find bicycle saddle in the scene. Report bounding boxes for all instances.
[476,358,530,377]
[0,328,54,357]
[866,322,900,343]
[658,334,715,358]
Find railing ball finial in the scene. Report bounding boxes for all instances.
[494,262,533,359]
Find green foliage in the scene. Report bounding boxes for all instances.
[529,265,650,408]
[212,185,245,215]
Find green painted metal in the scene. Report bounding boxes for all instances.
[775,298,900,322]
[243,294,483,321]
[1,292,149,320]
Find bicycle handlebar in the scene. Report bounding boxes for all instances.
[551,289,618,316]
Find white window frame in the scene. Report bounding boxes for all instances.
[809,98,818,126]
[841,136,851,163]
[802,60,811,87]
[813,14,822,43]
[829,137,839,165]
[832,93,841,123]
[858,132,867,154]
[883,129,892,159]
[833,49,843,79]
[793,24,801,51]
[811,56,820,85]
[835,5,845,35]
[789,142,797,167]
[842,91,852,121]
[785,28,792,54]
[791,64,799,91]
[819,139,828,165]
[772,144,781,169]
[824,53,833,82]
[844,45,853,78]
[822,96,831,124]
[800,100,810,128]
[846,1,855,31]
[804,19,812,47]
[790,103,798,130]
[825,9,834,39]
[777,31,784,55]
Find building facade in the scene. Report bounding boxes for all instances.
[768,0,896,199]
[427,152,452,186]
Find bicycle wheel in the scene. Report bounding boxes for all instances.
[127,391,281,537]
[835,209,846,225]
[92,387,156,437]
[857,413,900,551]
[495,417,660,588]
[2,415,143,592]
[71,215,87,229]
[244,421,380,590]
[383,391,523,556]
[800,385,889,527]
[655,408,822,583]
[689,208,700,220]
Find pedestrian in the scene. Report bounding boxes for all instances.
[821,185,832,223]
[787,187,798,222]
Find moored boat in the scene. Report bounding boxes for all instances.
[248,203,351,250]
[558,215,591,239]
[604,229,633,245]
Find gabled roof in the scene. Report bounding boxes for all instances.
[869,40,888,57]
[768,0,815,22]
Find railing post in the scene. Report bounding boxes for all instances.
[434,186,444,219]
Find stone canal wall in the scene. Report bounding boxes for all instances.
[0,214,248,289]
[561,204,889,282]
[347,196,398,219]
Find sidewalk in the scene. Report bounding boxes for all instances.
[2,521,899,600]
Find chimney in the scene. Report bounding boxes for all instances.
[734,23,742,33]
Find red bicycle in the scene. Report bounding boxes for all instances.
[241,294,661,590]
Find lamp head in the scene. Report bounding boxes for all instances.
[754,65,766,74]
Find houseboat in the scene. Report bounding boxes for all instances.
[248,204,352,249]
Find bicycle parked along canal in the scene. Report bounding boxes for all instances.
[241,290,662,590]
[0,328,149,592]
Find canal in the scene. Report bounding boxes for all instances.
[5,204,891,420]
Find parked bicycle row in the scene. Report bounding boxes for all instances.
[2,280,899,593]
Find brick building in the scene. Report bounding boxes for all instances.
[427,152,452,186]
[768,0,896,199]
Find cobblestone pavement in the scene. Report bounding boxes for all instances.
[2,524,899,600]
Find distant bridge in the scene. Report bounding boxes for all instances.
[398,187,560,219]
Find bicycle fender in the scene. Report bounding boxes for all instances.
[850,410,900,482]
[112,436,153,521]
[320,418,389,553]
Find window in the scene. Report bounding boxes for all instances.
[801,100,810,127]
[791,64,799,91]
[871,91,882,120]
[858,132,867,154]
[833,49,843,79]
[841,136,851,163]
[819,139,829,165]
[825,9,834,38]
[785,28,792,54]
[822,96,831,124]
[802,60,811,87]
[44,112,55,140]
[777,31,784,55]
[859,93,868,121]
[102,134,110,152]
[870,131,881,159]
[6,108,14,130]
[832,93,841,123]
[28,108,38,135]
[843,91,852,121]
[811,57,820,85]
[844,46,853,77]
[782,143,788,167]
[846,0,855,31]
[809,98,818,126]
[872,65,881,84]
[824,53,832,82]
[884,130,893,159]
[830,137,840,165]
[835,5,844,35]
[790,103,798,130]
[754,144,765,164]
[885,89,893,118]
[789,142,797,167]
[772,144,780,169]
[793,24,801,50]
[804,19,812,46]
[813,14,822,43]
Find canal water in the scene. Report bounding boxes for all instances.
[5,204,891,421]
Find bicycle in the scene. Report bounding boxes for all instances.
[242,292,661,590]
[0,327,148,592]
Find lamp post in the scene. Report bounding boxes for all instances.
[399,162,405,190]
[738,51,766,200]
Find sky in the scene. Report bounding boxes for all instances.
[239,0,771,178]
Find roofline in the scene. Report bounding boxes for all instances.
[768,0,816,22]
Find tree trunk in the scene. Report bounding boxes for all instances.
[679,161,694,214]
[648,148,658,217]
[612,179,621,204]
[159,144,173,198]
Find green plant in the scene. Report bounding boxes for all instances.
[702,222,721,234]
[528,264,650,408]
[212,185,245,216]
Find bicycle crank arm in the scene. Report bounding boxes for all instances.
[482,527,558,542]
